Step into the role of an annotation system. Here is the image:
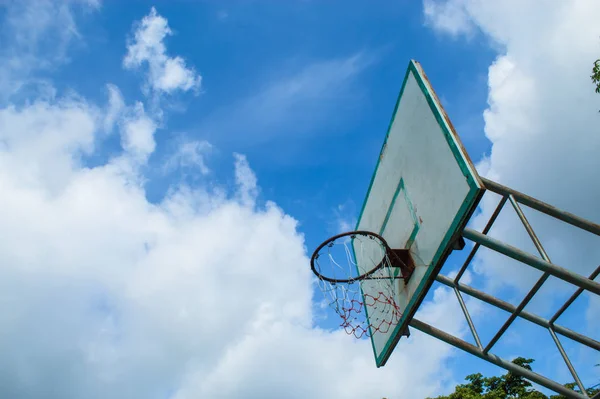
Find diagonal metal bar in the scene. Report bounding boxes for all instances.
[481,194,554,353]
[481,178,600,236]
[454,196,508,284]
[409,317,589,399]
[483,273,550,353]
[548,328,588,397]
[453,286,483,350]
[462,228,600,296]
[509,195,550,261]
[435,274,600,351]
[550,265,600,324]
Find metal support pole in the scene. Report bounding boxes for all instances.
[435,274,600,351]
[401,178,600,399]
[550,265,600,324]
[548,328,588,396]
[508,195,550,260]
[481,178,600,236]
[483,273,550,354]
[409,317,589,399]
[462,228,600,296]
[483,195,554,353]
[454,196,507,284]
[453,286,483,350]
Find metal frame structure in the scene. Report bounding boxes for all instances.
[407,177,600,399]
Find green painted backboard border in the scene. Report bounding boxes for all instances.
[354,60,485,367]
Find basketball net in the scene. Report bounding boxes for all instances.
[312,232,404,339]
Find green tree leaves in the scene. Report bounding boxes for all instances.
[592,59,600,94]
[426,358,599,399]
[426,358,543,399]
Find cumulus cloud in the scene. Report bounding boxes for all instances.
[423,0,600,371]
[120,101,157,161]
[0,97,98,194]
[438,0,599,283]
[124,7,201,95]
[423,0,475,37]
[0,3,475,399]
[0,93,472,399]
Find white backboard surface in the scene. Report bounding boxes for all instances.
[355,60,483,367]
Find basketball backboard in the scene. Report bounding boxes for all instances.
[311,59,600,399]
[354,60,484,367]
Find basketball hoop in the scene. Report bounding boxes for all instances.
[311,231,414,338]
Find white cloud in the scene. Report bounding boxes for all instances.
[0,3,479,398]
[233,153,259,207]
[124,7,201,95]
[0,0,99,101]
[330,202,357,234]
[462,1,598,286]
[0,92,469,398]
[336,217,354,234]
[104,84,125,133]
[163,138,212,175]
[423,0,600,365]
[0,97,98,194]
[423,0,475,37]
[120,101,157,160]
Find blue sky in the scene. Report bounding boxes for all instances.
[85,1,494,236]
[1,1,599,398]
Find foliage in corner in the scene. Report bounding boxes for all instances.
[592,58,600,94]
[425,357,600,399]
